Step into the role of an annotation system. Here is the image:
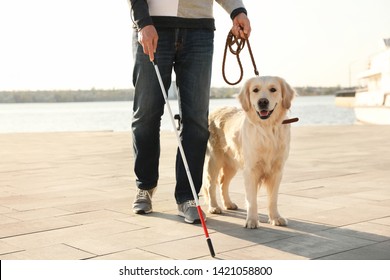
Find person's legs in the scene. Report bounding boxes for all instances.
[132,28,176,213]
[173,28,214,206]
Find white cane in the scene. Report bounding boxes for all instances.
[152,60,215,258]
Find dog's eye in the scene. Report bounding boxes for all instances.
[270,88,277,93]
[253,88,259,93]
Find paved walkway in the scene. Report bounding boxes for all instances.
[0,125,389,260]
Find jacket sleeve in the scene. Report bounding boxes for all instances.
[129,0,154,29]
[216,0,247,19]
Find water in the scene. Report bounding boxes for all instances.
[0,96,355,133]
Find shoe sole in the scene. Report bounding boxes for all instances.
[178,211,205,224]
[133,209,153,214]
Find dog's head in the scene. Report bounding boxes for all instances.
[238,76,295,124]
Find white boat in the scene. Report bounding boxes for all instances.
[354,38,390,125]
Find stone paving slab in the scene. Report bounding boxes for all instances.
[0,125,389,260]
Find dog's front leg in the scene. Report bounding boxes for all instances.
[266,173,288,226]
[243,169,260,229]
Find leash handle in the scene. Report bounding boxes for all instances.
[222,31,259,85]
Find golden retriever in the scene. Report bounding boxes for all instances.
[203,76,295,228]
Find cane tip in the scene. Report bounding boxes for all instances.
[207,238,216,258]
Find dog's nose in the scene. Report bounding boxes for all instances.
[258,98,269,109]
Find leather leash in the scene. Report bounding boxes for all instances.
[222,31,299,125]
[222,31,259,85]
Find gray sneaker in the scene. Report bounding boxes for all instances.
[132,187,156,214]
[177,200,206,224]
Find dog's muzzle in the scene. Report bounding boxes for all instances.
[256,99,277,120]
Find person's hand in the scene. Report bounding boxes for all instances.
[231,13,251,39]
[138,25,158,61]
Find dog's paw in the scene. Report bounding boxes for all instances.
[208,206,223,214]
[224,202,238,210]
[245,218,259,229]
[269,216,288,226]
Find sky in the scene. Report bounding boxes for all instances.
[0,0,389,91]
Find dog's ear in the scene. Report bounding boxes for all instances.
[238,79,251,111]
[278,77,295,109]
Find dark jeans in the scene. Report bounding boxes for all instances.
[132,28,214,204]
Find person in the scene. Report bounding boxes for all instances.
[128,0,251,224]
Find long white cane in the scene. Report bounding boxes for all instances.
[152,61,215,258]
